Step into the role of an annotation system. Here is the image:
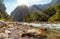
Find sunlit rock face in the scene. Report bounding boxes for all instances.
[11,0,60,22]
[11,5,29,22]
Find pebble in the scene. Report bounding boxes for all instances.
[0,33,9,38]
[5,30,11,34]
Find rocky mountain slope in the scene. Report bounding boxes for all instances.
[11,5,29,22]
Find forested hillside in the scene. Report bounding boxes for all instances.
[49,4,60,22]
[24,4,60,22]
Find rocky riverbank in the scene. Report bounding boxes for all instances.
[0,21,60,39]
[0,21,48,39]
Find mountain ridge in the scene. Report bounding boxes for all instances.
[11,0,60,22]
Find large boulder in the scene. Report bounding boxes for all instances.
[0,20,7,28]
[21,29,47,37]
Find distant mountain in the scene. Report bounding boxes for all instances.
[11,0,60,22]
[50,0,60,4]
[29,5,42,13]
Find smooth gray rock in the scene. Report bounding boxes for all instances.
[0,20,7,28]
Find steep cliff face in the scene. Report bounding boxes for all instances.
[0,0,6,12]
[11,0,60,22]
[0,0,10,21]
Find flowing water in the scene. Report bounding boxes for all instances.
[23,23,60,28]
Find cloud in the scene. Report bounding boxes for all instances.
[17,0,52,6]
[17,0,42,4]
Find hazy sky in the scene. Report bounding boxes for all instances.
[4,0,52,15]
